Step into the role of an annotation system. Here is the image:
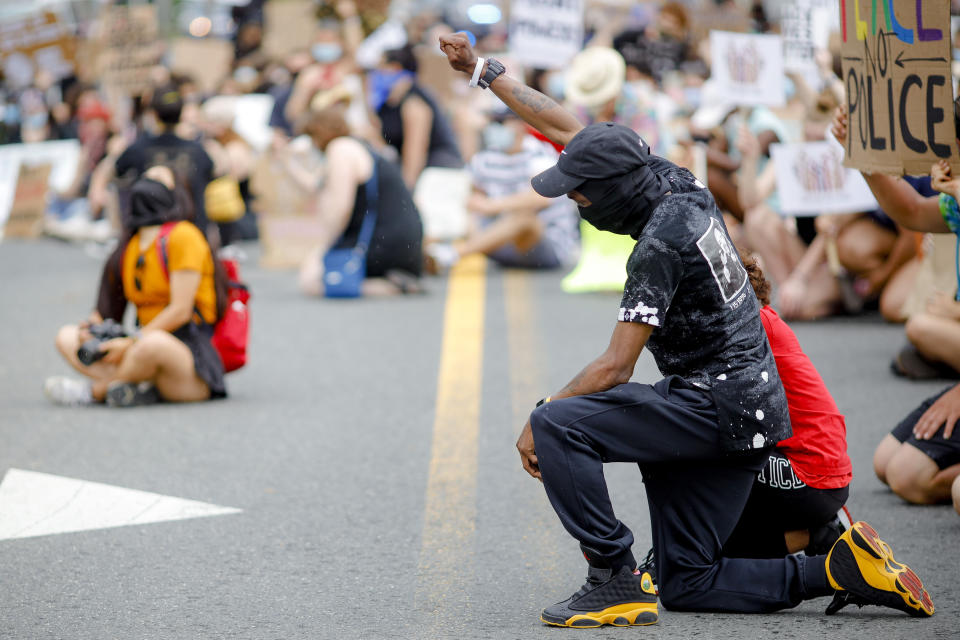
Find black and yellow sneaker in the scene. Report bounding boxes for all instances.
[540,565,658,628]
[825,521,934,617]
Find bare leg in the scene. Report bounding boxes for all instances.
[456,210,543,258]
[885,442,960,504]
[835,216,896,276]
[299,248,324,297]
[109,331,210,403]
[784,529,810,553]
[905,313,960,371]
[879,257,919,323]
[780,262,842,321]
[953,476,960,516]
[874,434,902,485]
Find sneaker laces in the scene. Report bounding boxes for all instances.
[569,566,612,600]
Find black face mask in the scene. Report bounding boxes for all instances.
[576,166,670,238]
[129,178,176,229]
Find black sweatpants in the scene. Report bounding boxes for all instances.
[529,376,832,613]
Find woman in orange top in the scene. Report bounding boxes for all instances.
[46,165,226,406]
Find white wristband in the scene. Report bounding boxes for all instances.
[469,57,485,88]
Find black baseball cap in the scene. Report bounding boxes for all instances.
[531,122,652,197]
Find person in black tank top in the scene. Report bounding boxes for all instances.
[375,45,463,189]
[297,106,424,296]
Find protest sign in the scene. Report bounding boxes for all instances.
[4,163,52,239]
[262,0,316,60]
[508,0,584,70]
[0,10,75,87]
[783,0,819,75]
[0,140,81,232]
[840,0,960,175]
[771,140,878,215]
[97,5,161,96]
[169,38,233,94]
[709,31,785,107]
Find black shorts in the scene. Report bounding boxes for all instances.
[172,322,227,399]
[891,385,960,470]
[724,450,849,559]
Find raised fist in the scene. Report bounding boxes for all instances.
[439,32,478,75]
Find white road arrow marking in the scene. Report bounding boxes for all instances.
[0,468,241,541]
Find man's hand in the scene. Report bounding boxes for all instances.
[439,33,478,75]
[517,419,541,480]
[100,337,134,365]
[931,160,960,201]
[914,383,960,440]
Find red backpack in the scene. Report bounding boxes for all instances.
[154,222,250,373]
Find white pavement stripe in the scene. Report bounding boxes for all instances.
[0,469,241,541]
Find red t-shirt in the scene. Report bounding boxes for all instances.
[761,306,852,489]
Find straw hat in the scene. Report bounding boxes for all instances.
[565,47,626,109]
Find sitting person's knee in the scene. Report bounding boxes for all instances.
[126,331,169,362]
[904,314,933,348]
[885,453,938,504]
[952,477,960,516]
[55,324,77,356]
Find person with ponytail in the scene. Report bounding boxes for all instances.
[46,165,227,407]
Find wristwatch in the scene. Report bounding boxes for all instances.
[477,58,505,90]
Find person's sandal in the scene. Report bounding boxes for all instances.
[891,345,960,380]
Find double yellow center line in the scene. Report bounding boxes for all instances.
[416,255,487,627]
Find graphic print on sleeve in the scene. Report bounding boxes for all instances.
[695,217,748,303]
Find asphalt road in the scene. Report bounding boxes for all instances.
[0,237,957,640]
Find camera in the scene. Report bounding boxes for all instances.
[77,319,128,366]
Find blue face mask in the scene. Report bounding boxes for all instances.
[482,122,516,152]
[3,104,20,126]
[367,69,415,112]
[23,111,47,130]
[312,43,343,63]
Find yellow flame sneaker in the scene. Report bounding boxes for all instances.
[825,521,934,617]
[540,565,658,628]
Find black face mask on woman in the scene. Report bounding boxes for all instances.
[576,165,670,239]
[128,177,176,229]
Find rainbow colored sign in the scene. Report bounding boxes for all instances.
[840,0,959,175]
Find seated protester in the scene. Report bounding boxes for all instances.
[723,253,852,558]
[297,106,424,296]
[426,109,580,271]
[640,253,852,583]
[831,107,960,509]
[45,166,226,407]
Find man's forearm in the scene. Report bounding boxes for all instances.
[487,73,584,147]
[551,356,631,401]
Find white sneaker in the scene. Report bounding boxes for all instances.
[43,376,93,406]
[425,243,460,272]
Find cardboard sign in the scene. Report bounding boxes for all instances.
[0,10,75,86]
[0,140,80,231]
[508,0,584,70]
[771,140,879,215]
[840,0,960,175]
[262,0,316,60]
[97,5,161,96]
[169,38,234,94]
[710,31,785,107]
[3,163,51,239]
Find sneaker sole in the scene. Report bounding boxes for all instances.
[541,602,658,628]
[826,521,934,617]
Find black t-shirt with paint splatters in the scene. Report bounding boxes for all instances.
[618,167,790,453]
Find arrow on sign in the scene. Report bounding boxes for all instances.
[895,51,947,68]
[0,468,241,541]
